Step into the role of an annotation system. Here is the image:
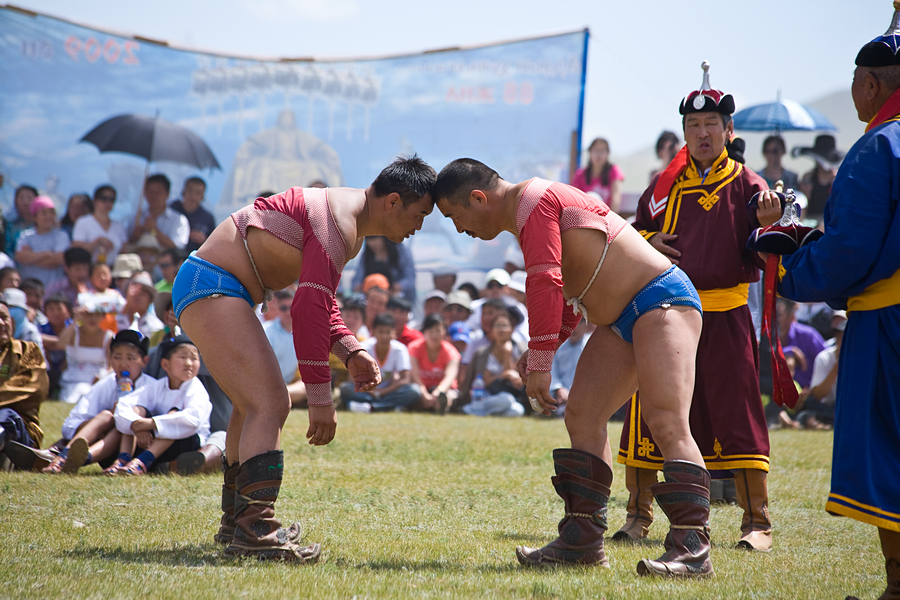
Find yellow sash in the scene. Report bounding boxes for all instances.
[848,269,900,312]
[697,283,750,312]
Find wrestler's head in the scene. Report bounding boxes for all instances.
[371,154,436,242]
[432,158,504,240]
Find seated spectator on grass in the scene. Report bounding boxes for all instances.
[447,320,470,355]
[20,278,47,326]
[26,330,152,474]
[115,272,164,339]
[60,193,92,240]
[351,236,417,302]
[797,311,847,430]
[460,297,510,378]
[363,284,390,334]
[106,334,210,475]
[549,319,592,418]
[0,267,20,291]
[71,185,127,266]
[44,247,92,308]
[422,289,447,318]
[432,270,456,295]
[339,313,420,413]
[340,297,368,341]
[2,288,43,353]
[387,296,422,347]
[457,311,525,417]
[110,253,142,294]
[466,268,528,345]
[90,262,125,334]
[170,176,216,254]
[777,298,826,392]
[38,293,72,398]
[0,299,49,468]
[264,290,309,408]
[58,292,114,404]
[442,290,472,326]
[15,196,70,288]
[154,247,185,293]
[408,313,460,414]
[5,184,37,257]
[458,282,480,303]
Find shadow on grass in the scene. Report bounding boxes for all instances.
[333,557,523,573]
[64,544,228,567]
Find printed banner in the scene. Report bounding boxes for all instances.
[0,7,587,275]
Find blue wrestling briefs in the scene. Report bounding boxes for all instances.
[611,265,702,343]
[172,253,255,321]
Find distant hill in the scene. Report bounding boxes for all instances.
[615,89,859,211]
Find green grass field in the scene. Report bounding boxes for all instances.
[0,402,884,599]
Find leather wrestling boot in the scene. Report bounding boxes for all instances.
[733,469,773,551]
[611,465,656,542]
[880,557,900,600]
[223,450,319,562]
[516,448,612,567]
[214,458,239,545]
[637,460,714,578]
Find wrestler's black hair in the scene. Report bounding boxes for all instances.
[371,154,437,208]
[431,158,500,207]
[372,312,396,330]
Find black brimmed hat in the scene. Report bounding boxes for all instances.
[679,61,735,116]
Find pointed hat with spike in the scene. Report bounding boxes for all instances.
[679,61,735,115]
[856,1,900,67]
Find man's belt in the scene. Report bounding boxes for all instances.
[848,268,900,312]
[697,284,749,312]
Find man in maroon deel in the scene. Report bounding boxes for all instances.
[613,62,781,553]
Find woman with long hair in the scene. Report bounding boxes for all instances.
[571,138,624,212]
[408,313,460,414]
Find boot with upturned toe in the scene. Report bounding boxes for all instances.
[733,468,773,551]
[516,448,612,567]
[223,450,319,562]
[637,460,714,578]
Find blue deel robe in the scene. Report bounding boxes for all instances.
[779,117,900,532]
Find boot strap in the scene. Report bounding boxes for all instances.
[566,511,607,526]
[671,524,705,530]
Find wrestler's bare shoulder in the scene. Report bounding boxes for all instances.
[324,187,367,259]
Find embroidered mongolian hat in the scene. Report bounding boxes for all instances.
[679,61,735,116]
[856,1,900,67]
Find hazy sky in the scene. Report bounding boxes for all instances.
[13,0,890,158]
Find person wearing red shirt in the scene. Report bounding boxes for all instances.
[433,157,710,578]
[387,296,422,347]
[173,156,436,563]
[408,313,460,414]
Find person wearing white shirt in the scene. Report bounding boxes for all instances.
[126,174,190,250]
[109,335,211,475]
[71,185,128,266]
[796,311,847,429]
[263,290,308,407]
[549,320,592,417]
[338,313,420,413]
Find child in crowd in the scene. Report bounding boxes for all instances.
[89,262,125,333]
[57,292,114,403]
[41,330,152,473]
[38,293,73,397]
[339,313,420,413]
[106,334,211,475]
[0,266,21,291]
[408,313,460,414]
[20,278,47,326]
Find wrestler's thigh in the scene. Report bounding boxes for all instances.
[565,324,638,427]
[631,305,701,436]
[179,296,290,415]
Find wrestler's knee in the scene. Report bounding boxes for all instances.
[244,393,291,424]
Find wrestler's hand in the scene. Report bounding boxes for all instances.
[649,233,681,264]
[516,350,529,383]
[757,190,783,227]
[348,350,381,392]
[307,404,337,446]
[526,370,557,416]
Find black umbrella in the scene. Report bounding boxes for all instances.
[80,113,220,170]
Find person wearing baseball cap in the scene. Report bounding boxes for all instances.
[777,5,900,596]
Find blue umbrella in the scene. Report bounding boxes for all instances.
[733,94,836,133]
